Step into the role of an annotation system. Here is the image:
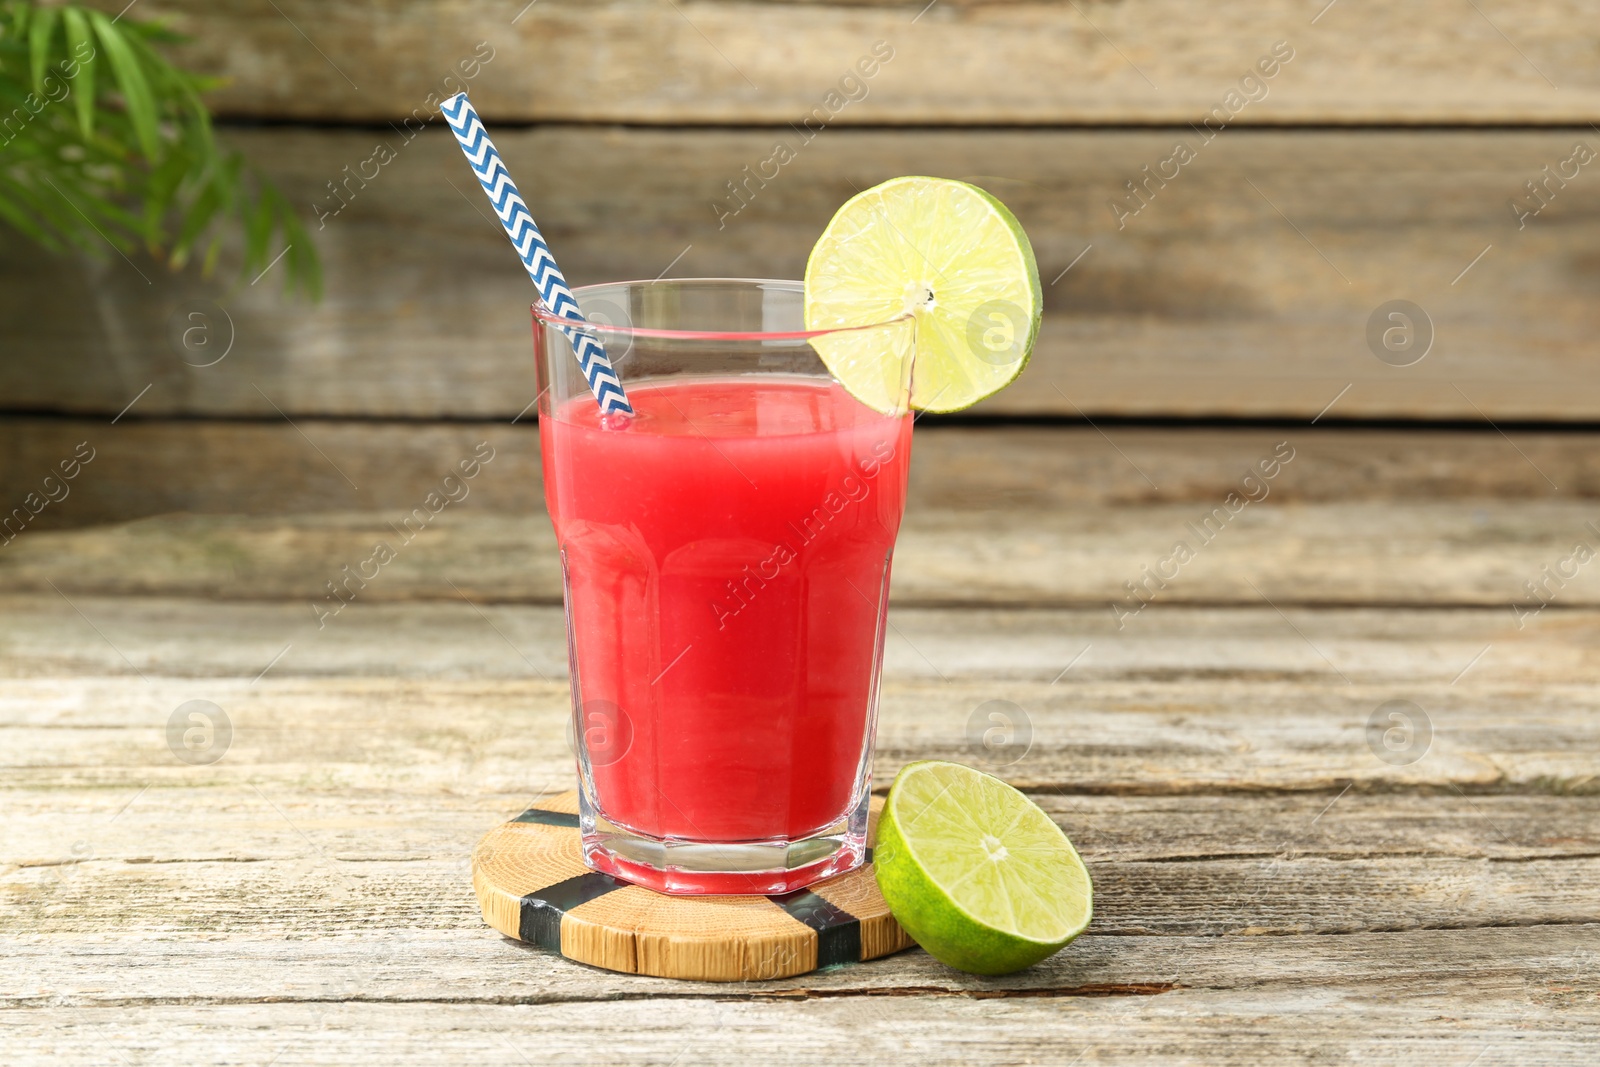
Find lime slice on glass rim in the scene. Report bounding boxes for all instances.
[804,176,1043,413]
[875,761,1093,975]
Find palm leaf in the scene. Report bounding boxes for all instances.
[0,172,65,250]
[169,169,226,268]
[59,7,94,137]
[25,2,52,91]
[86,10,159,163]
[0,2,319,298]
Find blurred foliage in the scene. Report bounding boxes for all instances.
[0,2,319,297]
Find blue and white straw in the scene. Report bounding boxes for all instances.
[438,93,632,417]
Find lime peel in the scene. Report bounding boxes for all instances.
[875,760,1092,975]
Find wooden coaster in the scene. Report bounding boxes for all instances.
[472,791,914,981]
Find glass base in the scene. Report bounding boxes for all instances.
[578,787,870,895]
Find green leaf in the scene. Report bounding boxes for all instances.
[26,4,55,92]
[0,2,320,299]
[5,3,33,46]
[9,171,108,255]
[243,181,274,270]
[169,167,225,266]
[284,203,322,299]
[173,178,222,248]
[0,173,65,251]
[141,146,189,247]
[60,7,95,137]
[87,9,159,162]
[260,182,318,298]
[44,169,134,246]
[200,235,221,277]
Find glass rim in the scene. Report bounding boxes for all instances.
[530,277,912,341]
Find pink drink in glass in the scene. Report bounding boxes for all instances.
[535,278,915,894]
[542,376,912,893]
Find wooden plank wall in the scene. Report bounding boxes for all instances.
[135,1,1600,125]
[3,0,1599,515]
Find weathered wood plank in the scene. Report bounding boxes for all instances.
[2,671,1594,795]
[7,127,1600,420]
[0,599,1589,688]
[3,926,1594,1005]
[5,841,1598,939]
[0,421,541,530]
[112,1,1600,125]
[4,422,1599,532]
[6,499,1600,608]
[7,789,1593,870]
[2,988,1592,1066]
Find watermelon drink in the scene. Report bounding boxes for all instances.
[535,280,916,894]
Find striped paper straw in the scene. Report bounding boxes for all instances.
[438,93,632,417]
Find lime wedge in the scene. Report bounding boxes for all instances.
[805,176,1042,413]
[875,761,1092,975]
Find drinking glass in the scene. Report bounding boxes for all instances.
[534,278,916,894]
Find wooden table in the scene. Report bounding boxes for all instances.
[4,424,1596,1064]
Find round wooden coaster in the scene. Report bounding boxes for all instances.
[472,791,914,981]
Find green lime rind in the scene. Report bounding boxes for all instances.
[875,761,1092,976]
[805,176,1043,414]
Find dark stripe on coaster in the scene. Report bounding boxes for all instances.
[511,808,580,829]
[769,888,862,967]
[519,872,630,950]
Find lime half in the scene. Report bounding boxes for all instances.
[875,761,1092,975]
[805,177,1042,413]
